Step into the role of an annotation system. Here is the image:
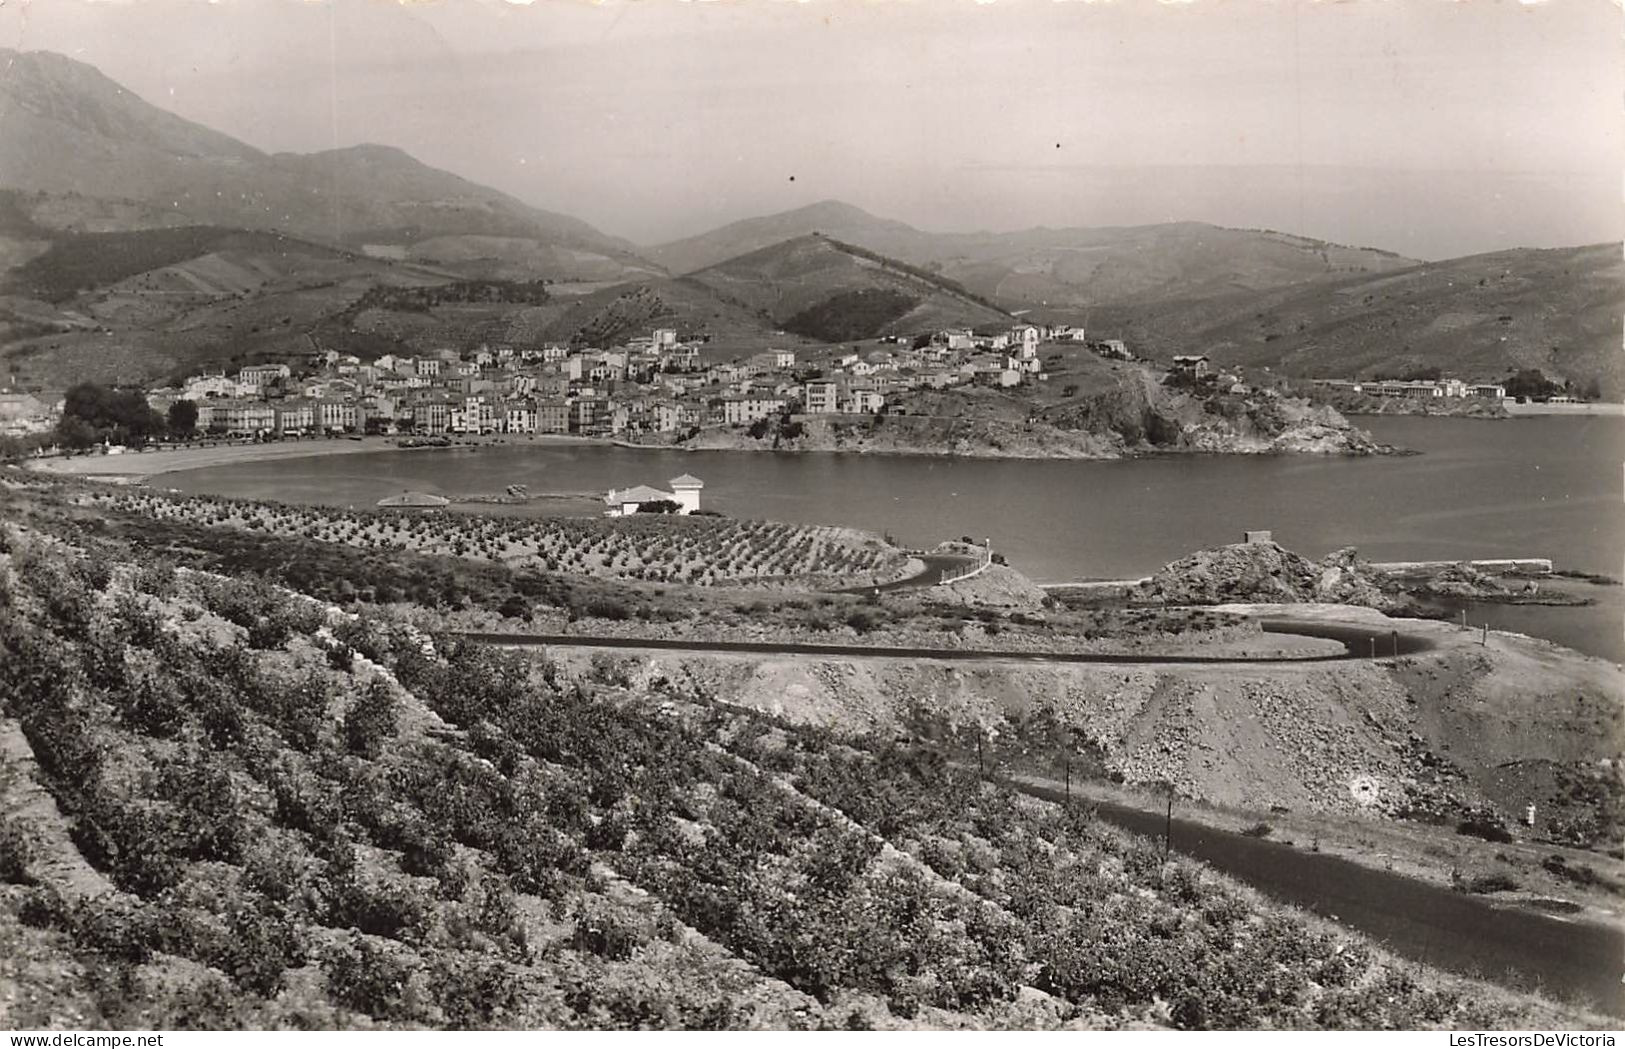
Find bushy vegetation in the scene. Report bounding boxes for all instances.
[0,524,1587,1029]
[783,290,919,342]
[56,382,166,451]
[351,280,551,314]
[3,226,314,303]
[822,237,1008,315]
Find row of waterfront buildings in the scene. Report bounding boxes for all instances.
[1309,377,1510,401]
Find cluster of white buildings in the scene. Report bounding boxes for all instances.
[1311,377,1509,401]
[145,322,1079,440]
[0,391,57,438]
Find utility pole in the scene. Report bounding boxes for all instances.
[1481,623,1488,646]
[1392,630,1400,658]
[1369,637,1376,659]
[1163,788,1174,862]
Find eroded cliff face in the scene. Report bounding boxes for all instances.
[544,615,1622,849]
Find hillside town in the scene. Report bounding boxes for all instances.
[8,324,1083,443]
[0,324,1566,451]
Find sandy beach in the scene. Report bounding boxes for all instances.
[1503,401,1625,417]
[25,434,608,482]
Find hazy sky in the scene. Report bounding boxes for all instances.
[2,0,1620,258]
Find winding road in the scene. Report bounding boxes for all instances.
[1016,779,1624,1017]
[460,618,1436,664]
[463,617,1624,1017]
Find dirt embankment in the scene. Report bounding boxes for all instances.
[545,612,1623,856]
[931,563,1050,609]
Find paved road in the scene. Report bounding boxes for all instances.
[462,618,1435,665]
[842,553,980,594]
[465,620,1623,1014]
[1015,779,1625,1017]
[465,619,1625,1014]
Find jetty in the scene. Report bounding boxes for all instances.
[376,490,449,508]
[1371,558,1552,576]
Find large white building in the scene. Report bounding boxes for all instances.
[723,396,786,425]
[803,380,840,414]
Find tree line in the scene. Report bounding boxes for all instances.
[51,382,198,452]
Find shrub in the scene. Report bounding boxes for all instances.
[17,885,67,930]
[246,614,295,651]
[322,937,424,1021]
[71,795,188,898]
[1459,872,1520,895]
[569,901,646,961]
[1456,813,1513,844]
[325,870,432,942]
[585,812,630,852]
[220,903,308,996]
[326,642,356,672]
[397,821,456,880]
[1542,854,1621,892]
[133,559,179,599]
[65,895,172,964]
[583,598,632,622]
[0,815,38,884]
[430,954,521,1029]
[845,609,886,634]
[343,679,400,759]
[1240,822,1274,839]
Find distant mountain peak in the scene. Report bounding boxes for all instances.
[786,198,888,223]
[0,48,649,274]
[647,199,923,274]
[0,46,263,163]
[300,142,420,164]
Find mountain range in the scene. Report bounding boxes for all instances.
[0,46,1618,396]
[0,48,648,281]
[648,200,1420,309]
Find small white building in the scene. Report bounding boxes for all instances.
[669,474,704,514]
[604,474,705,516]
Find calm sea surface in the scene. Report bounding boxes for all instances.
[163,415,1623,658]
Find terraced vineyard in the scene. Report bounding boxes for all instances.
[85,489,910,587]
[0,526,1593,1029]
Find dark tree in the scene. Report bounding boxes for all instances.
[1504,368,1561,402]
[167,399,199,438]
[60,382,163,447]
[54,415,100,452]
